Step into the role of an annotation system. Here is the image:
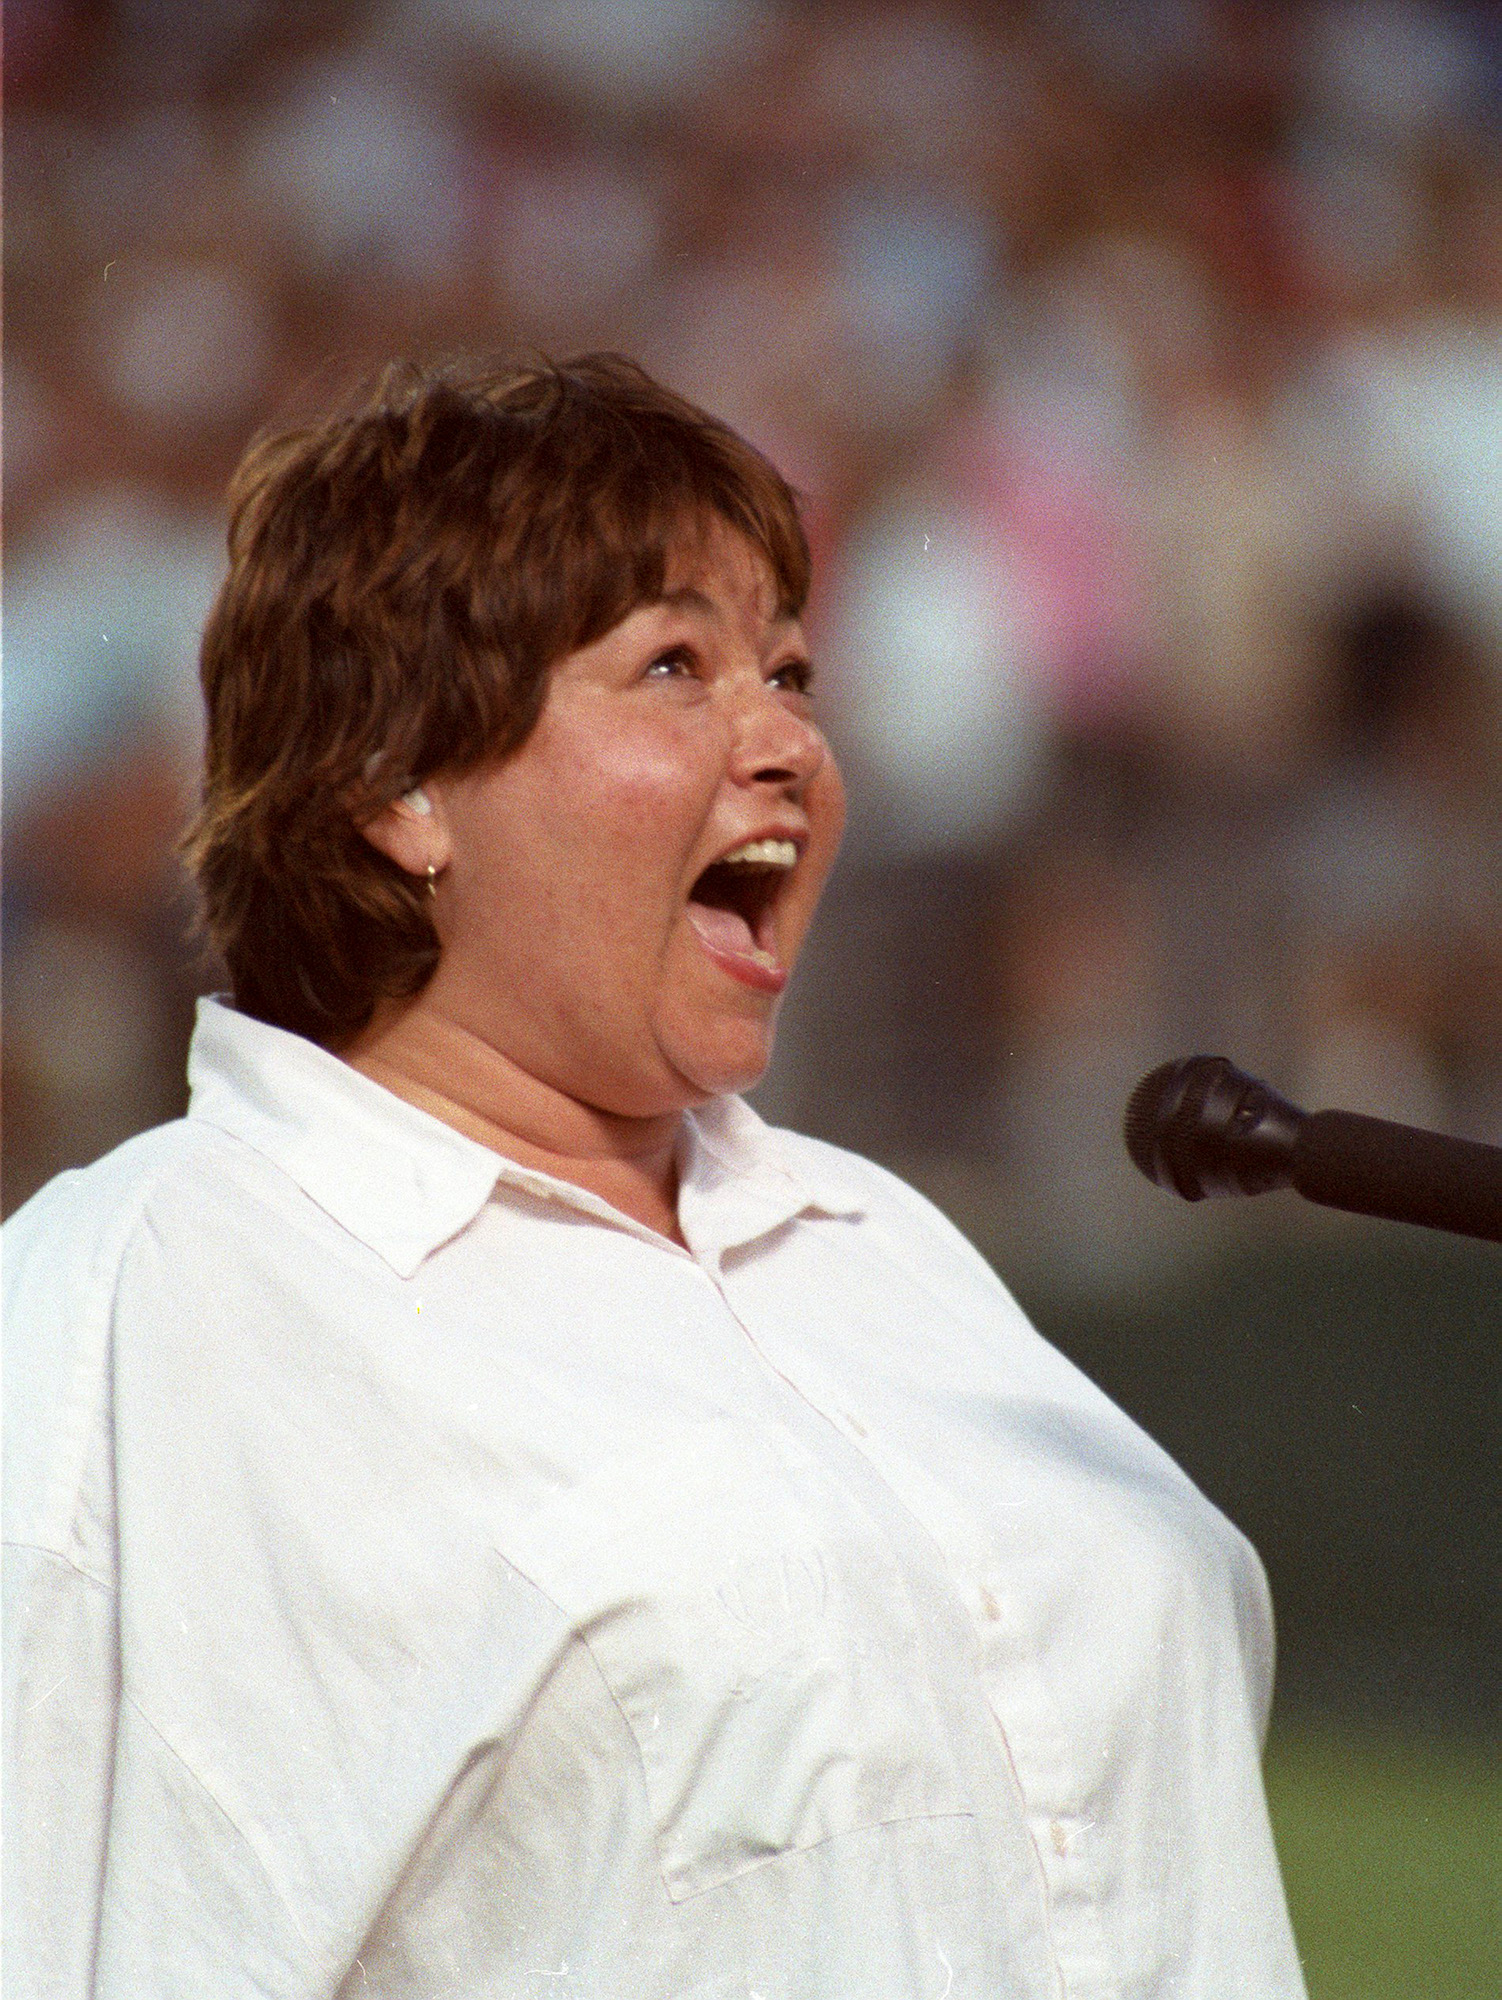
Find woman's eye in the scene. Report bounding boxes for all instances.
[644,648,695,681]
[771,659,816,695]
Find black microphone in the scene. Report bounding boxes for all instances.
[1124,1056,1502,1245]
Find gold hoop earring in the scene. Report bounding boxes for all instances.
[425,864,438,900]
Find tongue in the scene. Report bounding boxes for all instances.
[686,900,758,958]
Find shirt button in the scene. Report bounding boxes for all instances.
[1050,1820,1069,1857]
[845,1413,869,1438]
[979,1586,1001,1621]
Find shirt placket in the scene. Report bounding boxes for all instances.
[706,1262,1124,2000]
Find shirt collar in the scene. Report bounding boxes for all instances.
[185,998,862,1278]
[187,998,506,1278]
[677,1095,865,1262]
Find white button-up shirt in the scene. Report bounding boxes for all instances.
[4,998,1305,1999]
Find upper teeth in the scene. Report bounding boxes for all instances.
[720,838,798,868]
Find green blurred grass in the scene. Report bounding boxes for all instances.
[1265,1724,1501,1999]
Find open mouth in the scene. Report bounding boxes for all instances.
[685,839,798,973]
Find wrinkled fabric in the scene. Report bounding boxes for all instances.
[4,997,1305,1999]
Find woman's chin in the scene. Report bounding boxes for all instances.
[655,1010,776,1105]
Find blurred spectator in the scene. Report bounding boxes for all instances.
[1290,591,1502,1139]
[241,42,471,291]
[3,731,203,1214]
[93,257,274,433]
[418,0,776,115]
[825,480,1048,855]
[991,834,1184,1285]
[5,485,222,808]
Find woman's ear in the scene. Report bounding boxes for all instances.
[358,786,452,879]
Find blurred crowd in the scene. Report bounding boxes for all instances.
[7,0,1502,1282]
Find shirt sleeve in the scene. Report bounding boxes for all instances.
[4,1161,319,1998]
[4,1171,123,2000]
[2,1543,118,2000]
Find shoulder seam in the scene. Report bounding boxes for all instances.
[4,1129,230,1576]
[82,1121,253,1288]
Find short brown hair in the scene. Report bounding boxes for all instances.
[184,354,810,1044]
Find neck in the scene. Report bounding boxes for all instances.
[343,998,688,1246]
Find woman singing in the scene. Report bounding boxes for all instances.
[4,356,1305,1997]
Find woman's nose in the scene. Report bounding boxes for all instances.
[729,681,828,791]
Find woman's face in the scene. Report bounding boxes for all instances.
[418,525,846,1117]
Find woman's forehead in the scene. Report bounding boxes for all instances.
[657,519,788,624]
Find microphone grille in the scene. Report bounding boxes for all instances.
[1125,1055,1303,1201]
[1123,1056,1236,1195]
[1124,1061,1184,1184]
